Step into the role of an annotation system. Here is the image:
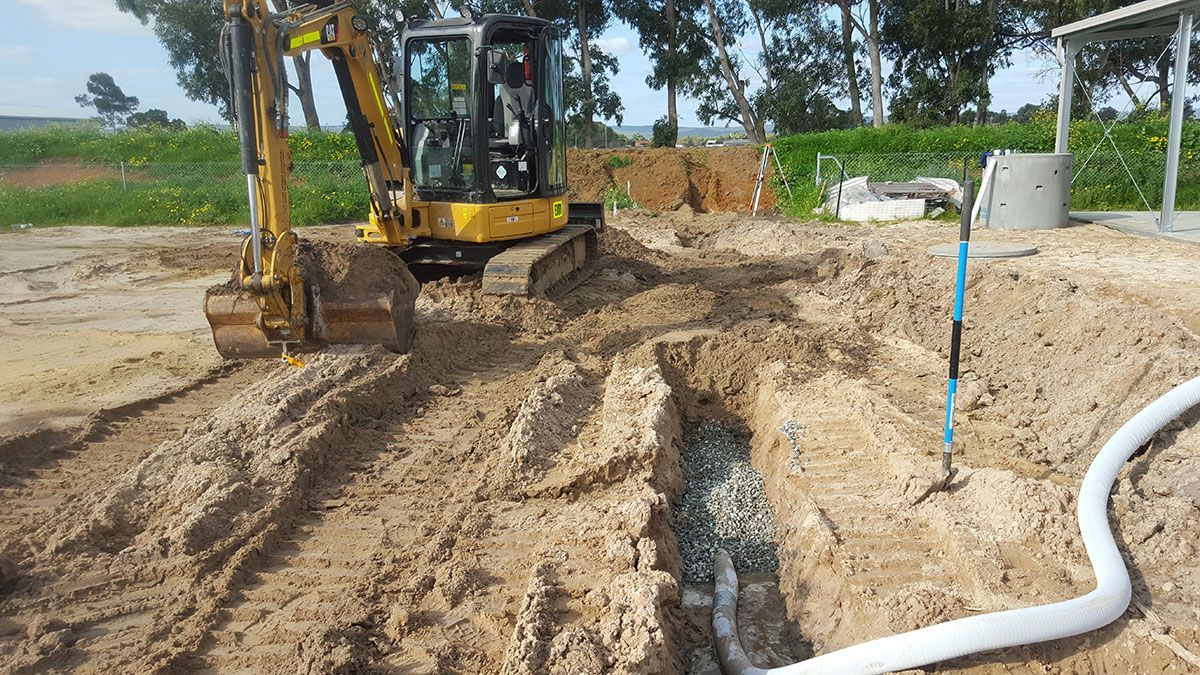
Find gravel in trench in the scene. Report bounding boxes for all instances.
[674,421,779,582]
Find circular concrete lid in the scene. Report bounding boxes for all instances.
[927,241,1039,259]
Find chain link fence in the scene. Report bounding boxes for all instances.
[810,147,1194,214]
[0,160,370,226]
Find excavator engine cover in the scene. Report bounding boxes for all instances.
[205,241,418,359]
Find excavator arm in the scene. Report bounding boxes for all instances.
[206,0,417,359]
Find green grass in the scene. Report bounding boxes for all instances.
[0,164,367,226]
[2,118,1196,225]
[0,124,357,164]
[605,154,633,169]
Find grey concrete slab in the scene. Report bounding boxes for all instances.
[1071,211,1200,246]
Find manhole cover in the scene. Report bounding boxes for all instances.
[927,241,1039,258]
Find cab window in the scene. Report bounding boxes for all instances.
[407,38,475,191]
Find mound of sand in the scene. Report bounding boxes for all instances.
[568,147,776,213]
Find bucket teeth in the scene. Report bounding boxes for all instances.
[482,225,597,296]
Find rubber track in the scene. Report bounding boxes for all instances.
[482,225,596,296]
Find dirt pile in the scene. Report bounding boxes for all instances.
[831,250,1198,476]
[503,353,594,477]
[295,238,418,304]
[567,147,776,213]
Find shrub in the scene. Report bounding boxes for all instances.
[602,183,637,209]
[651,116,678,148]
[606,155,633,169]
[771,114,1200,213]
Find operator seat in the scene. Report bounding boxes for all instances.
[491,61,532,144]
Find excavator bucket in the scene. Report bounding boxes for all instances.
[205,288,415,359]
[205,290,281,359]
[205,241,418,360]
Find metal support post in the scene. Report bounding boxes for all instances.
[1055,38,1078,154]
[1161,12,1193,233]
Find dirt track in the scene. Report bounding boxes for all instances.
[1,211,1198,674]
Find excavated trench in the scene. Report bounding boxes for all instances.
[669,417,803,672]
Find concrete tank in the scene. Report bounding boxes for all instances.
[982,153,1072,229]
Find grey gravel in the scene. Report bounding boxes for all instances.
[780,419,804,475]
[673,422,779,582]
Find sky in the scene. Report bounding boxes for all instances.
[0,0,1092,129]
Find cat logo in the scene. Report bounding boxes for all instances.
[552,200,564,219]
[321,17,338,44]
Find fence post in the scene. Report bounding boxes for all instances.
[835,163,848,220]
[120,161,127,191]
[815,153,822,187]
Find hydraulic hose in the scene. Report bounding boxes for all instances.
[714,375,1200,675]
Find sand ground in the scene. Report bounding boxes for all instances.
[0,213,1197,674]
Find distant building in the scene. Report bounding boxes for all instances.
[0,115,94,131]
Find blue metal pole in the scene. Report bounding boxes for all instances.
[943,178,975,480]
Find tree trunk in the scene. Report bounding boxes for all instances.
[702,0,762,142]
[521,0,537,17]
[267,0,320,130]
[426,0,444,18]
[666,0,677,127]
[292,55,321,130]
[839,0,863,126]
[867,0,883,127]
[578,0,595,147]
[1157,57,1170,110]
[1118,73,1144,110]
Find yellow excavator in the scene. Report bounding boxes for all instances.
[205,0,603,359]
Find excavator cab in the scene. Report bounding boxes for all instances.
[400,16,561,205]
[378,16,602,284]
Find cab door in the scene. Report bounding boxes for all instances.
[537,28,567,198]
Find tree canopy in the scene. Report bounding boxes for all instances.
[75,73,141,128]
[111,0,1199,138]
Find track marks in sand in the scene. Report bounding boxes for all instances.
[0,365,262,670]
[0,366,258,560]
[191,348,545,673]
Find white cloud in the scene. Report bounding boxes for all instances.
[0,46,34,60]
[594,36,634,56]
[17,0,153,36]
